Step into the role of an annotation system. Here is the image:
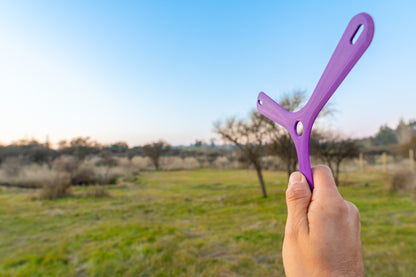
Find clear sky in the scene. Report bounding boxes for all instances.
[0,1,415,146]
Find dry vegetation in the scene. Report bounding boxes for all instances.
[387,170,416,192]
[0,154,252,200]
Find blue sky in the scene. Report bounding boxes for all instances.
[0,1,415,146]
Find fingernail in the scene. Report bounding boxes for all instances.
[289,172,304,185]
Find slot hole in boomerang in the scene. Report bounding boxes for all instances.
[258,99,263,106]
[296,121,304,136]
[351,24,364,45]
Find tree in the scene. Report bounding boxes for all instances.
[312,131,359,185]
[127,146,143,161]
[143,140,170,170]
[99,151,118,183]
[395,119,416,144]
[108,142,129,155]
[215,111,270,198]
[205,151,220,167]
[397,135,416,158]
[60,137,101,161]
[374,125,397,146]
[266,91,306,179]
[268,132,298,178]
[0,139,56,167]
[265,90,332,179]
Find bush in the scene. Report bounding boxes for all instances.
[71,163,96,185]
[1,156,26,177]
[183,157,200,169]
[53,155,97,185]
[131,156,153,170]
[213,157,230,169]
[110,157,140,178]
[387,170,416,192]
[54,156,125,185]
[160,157,185,170]
[93,166,119,185]
[159,157,200,171]
[0,164,55,188]
[82,185,110,197]
[52,155,80,176]
[38,173,72,200]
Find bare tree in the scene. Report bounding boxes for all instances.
[214,111,270,198]
[268,132,298,178]
[266,90,332,179]
[266,91,305,179]
[60,137,101,161]
[312,131,359,185]
[143,140,170,170]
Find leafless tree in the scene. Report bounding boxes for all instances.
[214,111,270,198]
[312,131,359,185]
[266,90,332,179]
[143,140,170,170]
[266,91,305,179]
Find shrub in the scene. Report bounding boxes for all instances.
[54,156,125,185]
[82,185,110,197]
[160,157,185,171]
[387,170,416,192]
[159,157,200,171]
[182,157,200,170]
[71,163,96,185]
[1,156,26,177]
[111,157,140,177]
[213,157,230,169]
[0,164,55,188]
[131,156,153,170]
[52,155,80,176]
[93,166,119,185]
[53,156,100,185]
[38,173,72,200]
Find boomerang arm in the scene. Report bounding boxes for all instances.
[257,92,292,130]
[304,13,374,122]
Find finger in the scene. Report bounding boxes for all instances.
[285,171,312,236]
[311,165,342,200]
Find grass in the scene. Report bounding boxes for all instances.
[0,169,416,276]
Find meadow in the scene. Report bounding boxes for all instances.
[1,169,416,276]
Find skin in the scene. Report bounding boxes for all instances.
[282,165,364,277]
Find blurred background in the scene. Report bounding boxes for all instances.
[1,1,416,276]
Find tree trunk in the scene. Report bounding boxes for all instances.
[287,161,292,180]
[335,161,341,186]
[255,165,267,198]
[291,159,298,176]
[154,159,160,170]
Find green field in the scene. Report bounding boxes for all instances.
[1,169,416,276]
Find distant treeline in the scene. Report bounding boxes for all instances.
[0,118,415,168]
[0,118,415,166]
[1,118,416,199]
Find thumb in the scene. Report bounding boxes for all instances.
[285,172,312,236]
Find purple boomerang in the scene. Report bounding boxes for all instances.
[257,13,374,190]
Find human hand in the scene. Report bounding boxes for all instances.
[282,165,364,277]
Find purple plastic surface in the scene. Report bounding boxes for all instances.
[257,13,374,190]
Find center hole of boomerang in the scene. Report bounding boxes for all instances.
[296,121,304,136]
[351,24,364,45]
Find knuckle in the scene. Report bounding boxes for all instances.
[286,186,309,202]
[285,217,307,239]
[325,199,348,218]
[346,201,361,222]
